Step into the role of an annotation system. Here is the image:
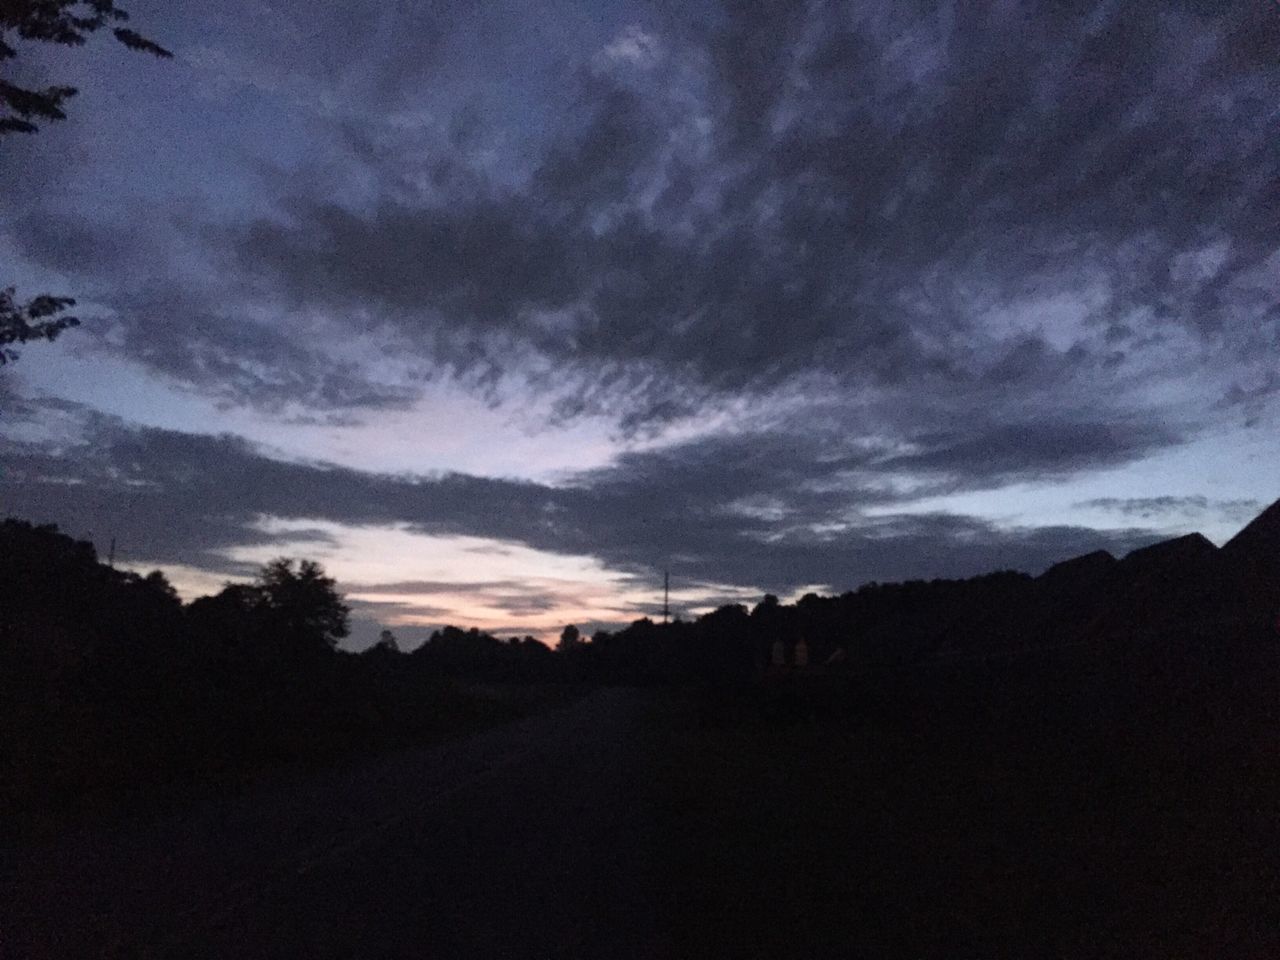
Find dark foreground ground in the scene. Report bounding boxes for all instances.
[3,689,672,959]
[657,683,1279,959]
[5,663,1278,959]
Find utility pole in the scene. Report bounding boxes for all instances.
[663,569,669,624]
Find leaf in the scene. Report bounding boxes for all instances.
[113,27,172,58]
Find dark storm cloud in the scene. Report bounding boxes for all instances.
[558,426,1167,591]
[1,416,1161,601]
[217,0,1277,432]
[0,414,561,569]
[881,420,1181,486]
[100,305,420,419]
[1,198,422,416]
[237,195,580,329]
[4,1,1274,439]
[570,411,1182,530]
[0,430,343,575]
[100,285,421,416]
[2,1,1274,611]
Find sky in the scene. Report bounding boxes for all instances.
[1,0,1277,648]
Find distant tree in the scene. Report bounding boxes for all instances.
[754,594,780,614]
[375,628,400,653]
[138,569,178,600]
[256,559,350,656]
[1,1,170,363]
[558,623,581,651]
[186,583,266,649]
[109,567,181,638]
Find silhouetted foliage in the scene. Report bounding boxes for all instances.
[0,519,582,825]
[558,623,580,650]
[256,557,350,655]
[0,288,79,365]
[411,625,556,683]
[1,2,169,364]
[0,0,171,135]
[3,499,1278,832]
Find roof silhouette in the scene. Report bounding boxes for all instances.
[1119,531,1218,569]
[1222,497,1280,566]
[1039,549,1116,586]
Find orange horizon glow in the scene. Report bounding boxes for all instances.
[124,516,763,645]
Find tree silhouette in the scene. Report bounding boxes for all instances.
[558,623,581,651]
[1,1,170,363]
[1,0,171,134]
[186,583,264,648]
[256,558,350,656]
[0,288,79,365]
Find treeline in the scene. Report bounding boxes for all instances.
[0,520,567,824]
[575,523,1279,685]
[4,502,1278,823]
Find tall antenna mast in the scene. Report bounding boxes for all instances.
[663,569,669,624]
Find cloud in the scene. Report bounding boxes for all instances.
[343,579,520,596]
[97,286,422,416]
[1219,367,1280,427]
[182,1,446,120]
[881,420,1182,487]
[2,203,424,417]
[348,578,574,620]
[4,1,1274,446]
[183,0,1274,442]
[595,26,663,70]
[1,412,1165,606]
[2,0,1275,629]
[347,597,455,622]
[1079,496,1261,525]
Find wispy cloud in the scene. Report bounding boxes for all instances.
[1078,496,1261,525]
